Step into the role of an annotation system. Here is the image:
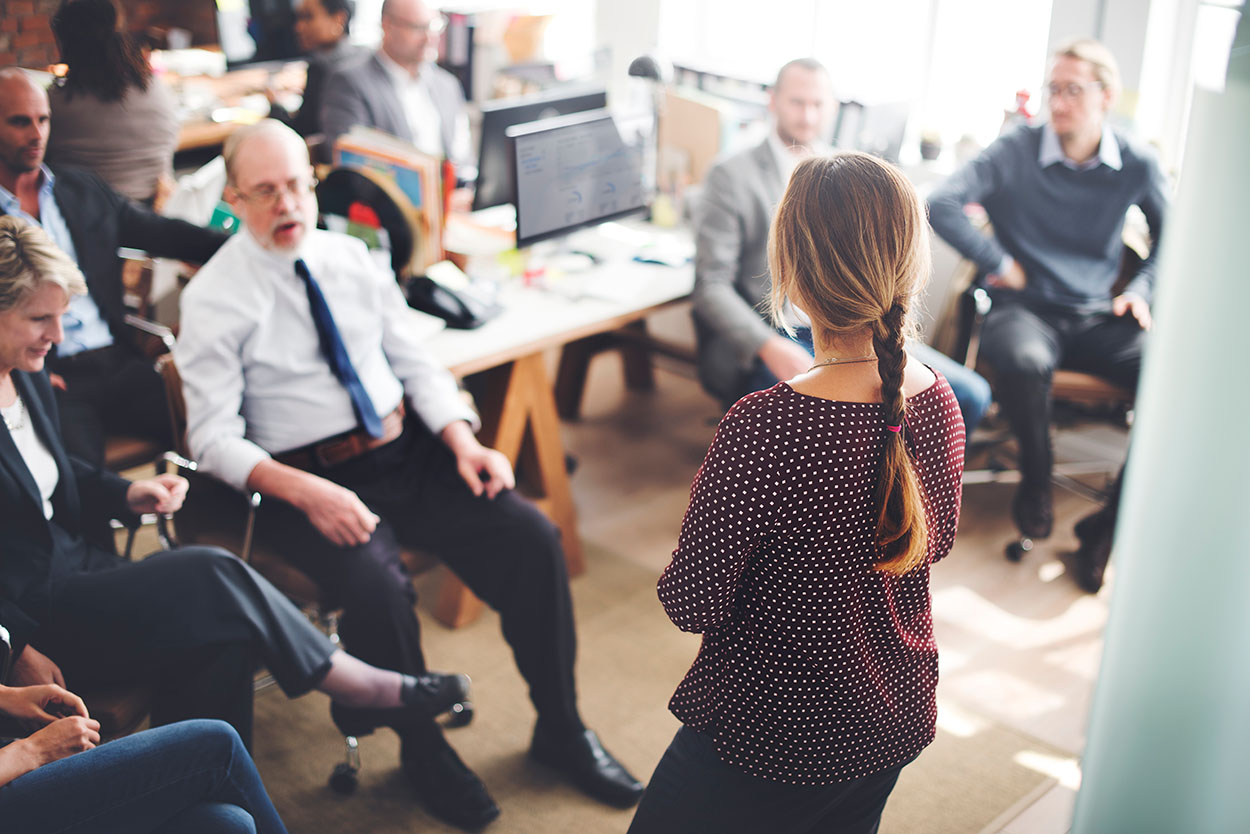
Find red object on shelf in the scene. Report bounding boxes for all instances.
[348,202,381,228]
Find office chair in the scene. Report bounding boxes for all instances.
[935,246,1138,562]
[155,356,474,794]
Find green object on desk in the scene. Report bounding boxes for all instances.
[209,202,240,235]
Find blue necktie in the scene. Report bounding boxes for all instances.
[294,258,385,438]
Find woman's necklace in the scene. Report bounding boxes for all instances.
[808,355,877,371]
[2,394,26,433]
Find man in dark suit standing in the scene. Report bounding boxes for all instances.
[0,67,227,468]
[320,0,471,174]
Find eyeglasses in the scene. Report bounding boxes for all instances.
[384,12,446,35]
[1046,81,1104,100]
[234,177,318,208]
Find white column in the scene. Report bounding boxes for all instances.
[1071,15,1250,834]
[595,0,663,106]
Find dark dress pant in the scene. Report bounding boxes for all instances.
[251,419,583,742]
[627,726,907,834]
[30,530,337,749]
[979,297,1144,521]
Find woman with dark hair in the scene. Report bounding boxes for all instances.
[45,0,180,204]
[270,0,363,144]
[629,152,966,834]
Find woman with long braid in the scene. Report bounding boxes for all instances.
[629,152,966,834]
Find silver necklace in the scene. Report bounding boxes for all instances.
[808,355,877,370]
[2,394,26,432]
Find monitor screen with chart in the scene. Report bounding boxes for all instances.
[508,111,649,249]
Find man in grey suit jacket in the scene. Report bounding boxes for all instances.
[321,0,470,173]
[693,59,991,432]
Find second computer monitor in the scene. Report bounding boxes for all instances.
[509,110,648,249]
[472,84,608,212]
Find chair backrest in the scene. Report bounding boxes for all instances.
[157,354,192,460]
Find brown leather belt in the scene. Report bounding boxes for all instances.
[276,403,406,470]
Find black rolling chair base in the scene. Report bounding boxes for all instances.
[1005,538,1034,562]
[326,701,474,795]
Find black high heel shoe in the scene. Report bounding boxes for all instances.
[330,671,472,738]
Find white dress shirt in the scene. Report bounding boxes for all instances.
[175,228,477,491]
[3,394,59,520]
[376,51,472,164]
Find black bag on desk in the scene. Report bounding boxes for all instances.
[406,275,502,329]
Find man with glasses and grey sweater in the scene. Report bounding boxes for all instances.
[928,38,1168,592]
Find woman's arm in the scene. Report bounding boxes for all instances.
[0,684,97,788]
[0,715,100,787]
[658,408,775,633]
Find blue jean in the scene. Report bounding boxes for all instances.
[744,329,992,436]
[0,720,287,834]
[627,726,907,834]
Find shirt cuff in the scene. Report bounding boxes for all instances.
[994,254,1014,277]
[206,441,272,493]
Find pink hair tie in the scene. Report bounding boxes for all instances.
[886,424,903,433]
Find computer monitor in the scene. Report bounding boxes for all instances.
[509,110,649,249]
[471,84,608,212]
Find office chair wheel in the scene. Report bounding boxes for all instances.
[328,735,361,795]
[329,762,359,795]
[1005,538,1034,562]
[444,700,474,728]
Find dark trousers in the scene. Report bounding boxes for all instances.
[980,299,1143,518]
[251,420,583,741]
[32,535,337,749]
[49,345,172,468]
[627,726,907,834]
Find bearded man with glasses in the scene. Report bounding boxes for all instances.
[174,119,644,831]
[928,38,1169,592]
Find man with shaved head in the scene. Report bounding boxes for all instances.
[175,119,643,830]
[321,0,471,175]
[0,67,225,473]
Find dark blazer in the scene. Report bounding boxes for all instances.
[0,370,132,648]
[0,166,228,361]
[320,53,466,165]
[271,39,367,141]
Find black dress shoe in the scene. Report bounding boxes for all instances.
[330,671,471,738]
[1012,482,1054,540]
[530,727,644,808]
[402,737,500,830]
[1072,511,1113,594]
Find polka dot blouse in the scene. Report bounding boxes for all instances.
[658,375,965,785]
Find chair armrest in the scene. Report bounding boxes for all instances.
[123,314,176,359]
[962,287,992,370]
[164,452,262,563]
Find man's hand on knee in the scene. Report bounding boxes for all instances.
[297,476,381,547]
[1112,292,1152,331]
[758,335,813,382]
[441,421,516,499]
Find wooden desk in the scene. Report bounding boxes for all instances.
[423,254,694,625]
[178,119,243,152]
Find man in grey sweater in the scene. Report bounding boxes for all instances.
[928,38,1168,591]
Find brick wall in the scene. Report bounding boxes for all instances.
[0,0,219,70]
[0,0,60,69]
